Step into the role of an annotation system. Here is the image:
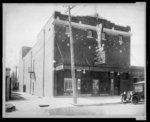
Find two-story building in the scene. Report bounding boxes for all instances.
[18,11,145,97]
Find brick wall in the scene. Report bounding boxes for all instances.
[54,20,130,67]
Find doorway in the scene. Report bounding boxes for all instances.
[92,79,99,95]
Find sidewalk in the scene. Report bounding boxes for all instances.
[39,94,121,108]
[71,96,121,106]
[4,91,121,117]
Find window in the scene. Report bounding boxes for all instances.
[77,79,81,90]
[133,78,138,83]
[119,36,123,45]
[102,33,106,40]
[65,27,70,34]
[87,30,92,38]
[79,21,82,24]
[64,78,72,92]
[56,16,60,20]
[119,36,122,42]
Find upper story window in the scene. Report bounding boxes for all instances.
[102,32,106,40]
[87,30,93,38]
[119,35,123,41]
[56,16,60,20]
[119,36,123,45]
[65,27,70,35]
[79,21,82,24]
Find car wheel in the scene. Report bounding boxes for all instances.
[132,96,138,104]
[121,96,127,104]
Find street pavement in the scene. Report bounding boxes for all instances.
[3,91,146,120]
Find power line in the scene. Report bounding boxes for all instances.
[71,5,86,16]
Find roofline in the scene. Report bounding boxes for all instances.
[53,19,132,37]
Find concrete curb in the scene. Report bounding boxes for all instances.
[71,102,122,107]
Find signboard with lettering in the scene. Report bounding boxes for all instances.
[55,65,63,71]
[95,24,105,65]
[96,24,102,46]
[94,48,106,65]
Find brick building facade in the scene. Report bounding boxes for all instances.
[18,11,144,97]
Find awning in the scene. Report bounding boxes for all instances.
[133,81,145,84]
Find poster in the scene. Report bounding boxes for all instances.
[92,80,99,95]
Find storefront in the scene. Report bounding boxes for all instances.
[54,64,143,96]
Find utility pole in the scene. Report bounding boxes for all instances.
[23,59,25,92]
[15,66,18,90]
[68,5,77,104]
[30,52,32,94]
[43,29,45,97]
[15,66,17,81]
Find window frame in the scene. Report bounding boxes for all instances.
[102,32,106,40]
[64,78,72,92]
[119,35,123,42]
[65,26,70,35]
[87,30,93,38]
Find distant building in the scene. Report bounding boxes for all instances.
[18,46,31,92]
[5,67,11,100]
[18,11,144,97]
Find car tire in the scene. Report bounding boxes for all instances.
[132,96,138,104]
[121,96,127,104]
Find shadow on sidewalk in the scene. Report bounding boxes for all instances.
[9,92,27,101]
[73,101,145,107]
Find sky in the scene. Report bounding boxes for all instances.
[3,3,146,72]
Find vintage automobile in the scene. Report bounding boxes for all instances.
[121,81,145,104]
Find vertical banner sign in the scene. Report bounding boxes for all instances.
[97,24,102,47]
[94,24,105,65]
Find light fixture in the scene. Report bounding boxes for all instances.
[89,46,91,49]
[53,60,56,63]
[77,69,81,72]
[119,40,123,45]
[83,69,86,74]
[77,79,81,82]
[117,72,120,76]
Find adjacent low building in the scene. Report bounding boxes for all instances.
[18,11,145,97]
